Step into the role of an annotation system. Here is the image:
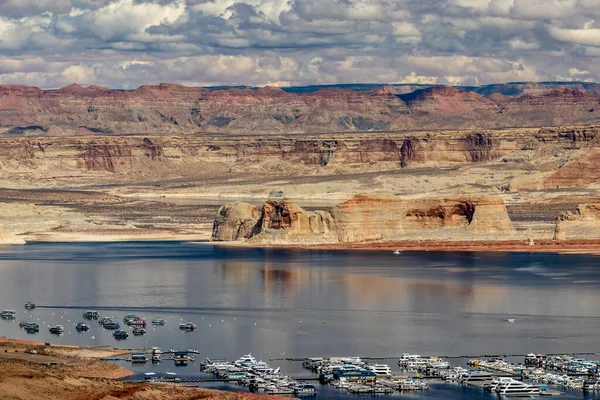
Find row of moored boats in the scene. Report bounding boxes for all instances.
[202,354,317,395]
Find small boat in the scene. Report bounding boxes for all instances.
[98,317,112,325]
[132,327,146,336]
[123,314,139,323]
[113,330,128,339]
[49,325,64,334]
[151,317,166,325]
[507,318,516,323]
[1,310,16,319]
[102,321,120,330]
[83,310,100,319]
[130,352,148,363]
[179,322,197,331]
[19,320,30,328]
[24,302,36,310]
[393,250,401,255]
[152,354,161,363]
[25,323,40,333]
[294,384,317,395]
[127,317,147,327]
[75,322,90,331]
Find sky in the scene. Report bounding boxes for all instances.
[0,0,599,89]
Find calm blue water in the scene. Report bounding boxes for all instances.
[1,242,600,399]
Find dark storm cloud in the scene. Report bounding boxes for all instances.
[0,0,599,88]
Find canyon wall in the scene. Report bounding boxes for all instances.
[0,126,597,187]
[212,195,514,244]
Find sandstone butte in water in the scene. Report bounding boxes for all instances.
[211,195,515,244]
[1,83,600,135]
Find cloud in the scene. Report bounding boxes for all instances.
[0,0,598,88]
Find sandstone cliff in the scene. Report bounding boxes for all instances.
[2,83,600,136]
[212,195,514,244]
[555,203,600,240]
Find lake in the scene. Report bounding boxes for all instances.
[1,242,599,399]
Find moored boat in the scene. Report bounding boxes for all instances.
[1,310,16,319]
[75,322,90,331]
[49,325,64,334]
[151,317,166,325]
[24,302,35,310]
[113,330,128,339]
[179,322,197,331]
[132,327,146,336]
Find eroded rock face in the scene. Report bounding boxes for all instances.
[554,203,600,240]
[212,194,514,243]
[212,202,259,241]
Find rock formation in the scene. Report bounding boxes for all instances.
[211,194,514,243]
[212,202,259,241]
[554,203,600,240]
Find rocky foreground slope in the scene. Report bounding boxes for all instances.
[1,83,600,135]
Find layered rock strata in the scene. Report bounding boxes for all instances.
[212,195,514,243]
[1,84,600,135]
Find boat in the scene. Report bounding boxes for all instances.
[151,317,166,325]
[49,325,64,334]
[113,330,128,339]
[83,310,100,319]
[179,322,197,331]
[235,353,258,366]
[102,321,120,330]
[127,317,147,327]
[267,386,294,395]
[123,314,139,323]
[373,385,394,394]
[507,318,516,323]
[174,350,190,366]
[294,384,317,395]
[495,380,541,396]
[132,327,146,336]
[365,364,392,376]
[98,317,112,325]
[131,352,148,363]
[152,354,161,363]
[583,378,600,391]
[19,320,30,328]
[485,377,519,392]
[460,371,494,385]
[24,302,35,310]
[24,323,39,333]
[75,322,90,331]
[393,250,401,255]
[1,310,16,319]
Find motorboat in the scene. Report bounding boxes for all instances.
[131,352,148,363]
[24,323,39,333]
[495,380,541,396]
[132,327,146,336]
[365,364,393,376]
[49,325,64,334]
[373,385,394,394]
[235,353,258,366]
[485,377,518,392]
[1,310,16,319]
[583,378,600,391]
[123,314,139,323]
[127,317,147,327]
[179,322,197,331]
[152,354,161,363]
[98,317,112,325]
[83,310,100,319]
[151,317,166,325]
[460,371,494,384]
[294,384,317,395]
[102,321,120,330]
[75,322,90,331]
[24,302,36,310]
[393,250,401,255]
[113,330,128,339]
